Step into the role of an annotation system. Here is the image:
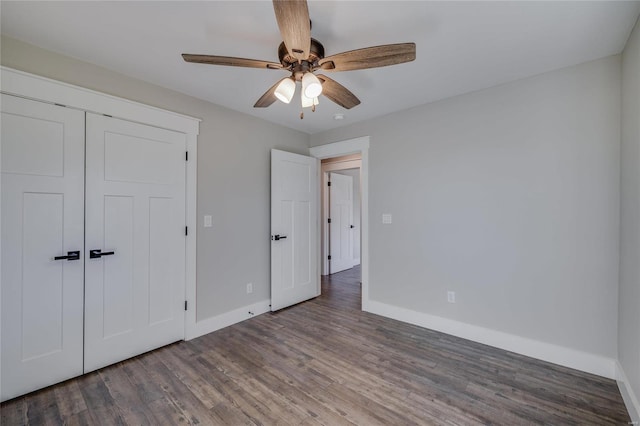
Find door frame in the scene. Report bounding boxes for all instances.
[0,66,201,339]
[309,136,370,310]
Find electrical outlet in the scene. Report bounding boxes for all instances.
[246,283,253,294]
[382,214,392,224]
[204,215,212,227]
[447,291,456,303]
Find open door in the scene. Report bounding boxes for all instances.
[271,149,318,311]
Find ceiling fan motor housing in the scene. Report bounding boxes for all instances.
[279,38,325,80]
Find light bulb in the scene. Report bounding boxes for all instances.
[302,72,322,99]
[274,78,295,104]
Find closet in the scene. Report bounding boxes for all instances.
[0,69,199,401]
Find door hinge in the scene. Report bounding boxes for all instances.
[185,151,188,161]
[328,255,332,260]
[328,218,332,224]
[184,300,188,311]
[327,181,331,186]
[185,226,188,236]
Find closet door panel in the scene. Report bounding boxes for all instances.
[102,195,135,338]
[1,95,85,402]
[84,113,186,373]
[149,197,178,324]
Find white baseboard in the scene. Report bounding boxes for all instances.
[185,299,271,340]
[365,300,617,380]
[617,361,640,423]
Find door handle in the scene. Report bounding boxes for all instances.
[273,235,287,241]
[90,249,115,259]
[53,250,80,261]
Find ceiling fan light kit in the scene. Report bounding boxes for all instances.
[301,91,319,108]
[182,0,416,118]
[274,77,296,104]
[301,72,323,99]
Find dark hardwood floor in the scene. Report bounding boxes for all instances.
[1,265,631,425]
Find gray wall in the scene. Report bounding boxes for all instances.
[2,33,633,378]
[311,56,622,358]
[0,36,309,321]
[620,16,640,411]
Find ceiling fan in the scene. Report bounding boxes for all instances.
[182,0,416,118]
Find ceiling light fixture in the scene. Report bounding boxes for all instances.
[302,72,323,99]
[299,89,319,120]
[274,77,295,104]
[301,92,319,109]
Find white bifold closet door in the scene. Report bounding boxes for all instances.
[1,95,85,401]
[84,113,186,373]
[1,97,187,401]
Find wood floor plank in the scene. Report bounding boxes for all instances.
[99,362,159,425]
[0,265,631,425]
[156,344,226,409]
[63,410,95,426]
[25,388,63,425]
[53,379,88,420]
[1,396,27,425]
[142,353,218,425]
[76,371,125,425]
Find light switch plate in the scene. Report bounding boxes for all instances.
[204,215,212,227]
[382,214,392,224]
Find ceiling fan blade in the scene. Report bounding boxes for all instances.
[182,54,283,70]
[317,75,361,109]
[318,43,416,72]
[272,0,311,61]
[254,78,290,108]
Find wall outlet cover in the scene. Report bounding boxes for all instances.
[447,291,456,303]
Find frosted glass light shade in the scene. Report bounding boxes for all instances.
[301,92,319,108]
[274,78,295,103]
[302,72,322,98]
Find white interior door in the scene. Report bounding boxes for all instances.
[84,113,186,372]
[1,95,85,401]
[329,172,354,273]
[271,149,318,311]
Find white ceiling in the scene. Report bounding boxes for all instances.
[2,1,639,134]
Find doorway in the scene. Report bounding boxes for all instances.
[321,155,362,276]
[309,136,370,310]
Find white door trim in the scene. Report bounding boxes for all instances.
[0,66,200,341]
[309,136,370,310]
